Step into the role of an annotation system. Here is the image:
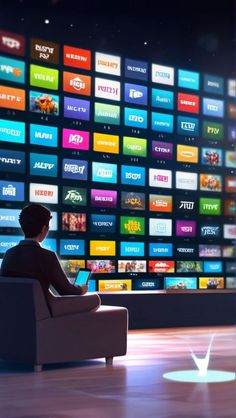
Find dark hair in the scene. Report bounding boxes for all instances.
[19,204,52,238]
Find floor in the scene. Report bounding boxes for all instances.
[0,326,236,418]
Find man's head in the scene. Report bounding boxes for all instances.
[19,204,52,240]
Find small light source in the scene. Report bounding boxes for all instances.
[144,41,148,45]
[70,23,74,27]
[44,19,50,24]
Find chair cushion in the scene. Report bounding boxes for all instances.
[48,292,101,317]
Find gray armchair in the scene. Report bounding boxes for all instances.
[0,277,128,371]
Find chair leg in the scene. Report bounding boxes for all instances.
[106,356,113,366]
[34,364,42,372]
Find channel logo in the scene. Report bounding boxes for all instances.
[149,194,172,212]
[0,149,25,173]
[63,71,91,96]
[0,181,24,201]
[203,261,222,273]
[224,224,236,239]
[124,58,148,81]
[121,165,145,186]
[199,245,221,258]
[0,119,25,144]
[177,144,198,163]
[30,124,58,147]
[64,97,90,120]
[120,242,145,257]
[225,150,236,168]
[62,128,89,150]
[30,64,59,90]
[123,137,147,157]
[95,52,121,76]
[60,239,85,256]
[152,63,174,86]
[200,224,220,238]
[149,243,173,257]
[203,98,224,118]
[121,191,145,211]
[64,45,91,70]
[0,235,22,254]
[0,56,25,84]
[94,102,120,125]
[98,279,132,292]
[224,199,236,217]
[90,240,116,256]
[175,171,197,190]
[149,168,172,188]
[176,245,197,258]
[95,77,120,101]
[176,220,196,237]
[149,218,172,236]
[29,183,58,204]
[31,38,59,64]
[93,132,119,154]
[199,197,221,215]
[90,189,117,208]
[204,74,224,95]
[62,159,88,181]
[201,148,222,166]
[0,208,21,227]
[152,140,173,160]
[149,260,175,273]
[151,112,174,133]
[0,30,25,56]
[124,83,148,105]
[0,85,25,111]
[177,92,199,114]
[200,174,222,192]
[132,279,162,291]
[62,187,87,206]
[30,153,58,177]
[151,88,174,110]
[29,91,59,115]
[120,216,145,235]
[177,116,199,136]
[202,121,224,140]
[175,196,196,214]
[92,162,117,184]
[90,214,116,234]
[178,69,199,90]
[228,79,236,97]
[225,176,236,193]
[124,107,147,129]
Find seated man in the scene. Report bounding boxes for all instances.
[0,203,101,315]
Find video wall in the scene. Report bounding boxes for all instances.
[0,29,236,292]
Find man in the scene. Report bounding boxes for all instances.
[1,203,101,314]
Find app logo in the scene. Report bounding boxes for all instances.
[149,260,175,273]
[29,91,59,115]
[30,153,58,177]
[149,168,172,188]
[224,199,236,217]
[176,220,196,237]
[224,224,236,239]
[178,69,199,90]
[124,83,148,105]
[62,186,87,206]
[203,74,224,95]
[177,115,199,136]
[0,208,21,227]
[149,243,173,257]
[98,280,132,292]
[62,128,89,150]
[202,121,224,140]
[59,239,85,256]
[0,235,22,253]
[30,63,59,90]
[149,194,172,212]
[90,240,116,256]
[62,158,88,180]
[228,102,236,119]
[132,279,162,291]
[228,79,236,97]
[203,261,222,273]
[63,71,91,96]
[0,56,25,84]
[123,137,147,157]
[199,277,224,289]
[175,196,196,213]
[0,119,25,144]
[225,150,236,168]
[0,180,24,201]
[124,58,148,81]
[200,224,220,237]
[0,149,25,173]
[152,63,174,86]
[176,261,203,273]
[225,176,236,193]
[177,144,198,163]
[94,102,120,125]
[200,174,222,192]
[90,214,116,234]
[93,132,119,154]
[31,38,59,64]
[92,162,117,183]
[29,183,58,204]
[201,148,222,166]
[175,171,197,190]
[199,245,221,258]
[151,140,173,160]
[120,242,145,257]
[124,107,147,129]
[121,191,145,210]
[0,30,25,56]
[120,216,145,235]
[177,92,199,113]
[95,77,120,101]
[0,86,25,111]
[90,189,117,208]
[165,277,197,290]
[95,52,121,76]
[64,97,89,120]
[151,88,174,110]
[203,97,224,118]
[62,212,86,232]
[151,112,174,133]
[199,197,221,215]
[121,165,145,186]
[63,45,91,70]
[149,218,172,236]
[30,124,58,147]
[176,245,197,258]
